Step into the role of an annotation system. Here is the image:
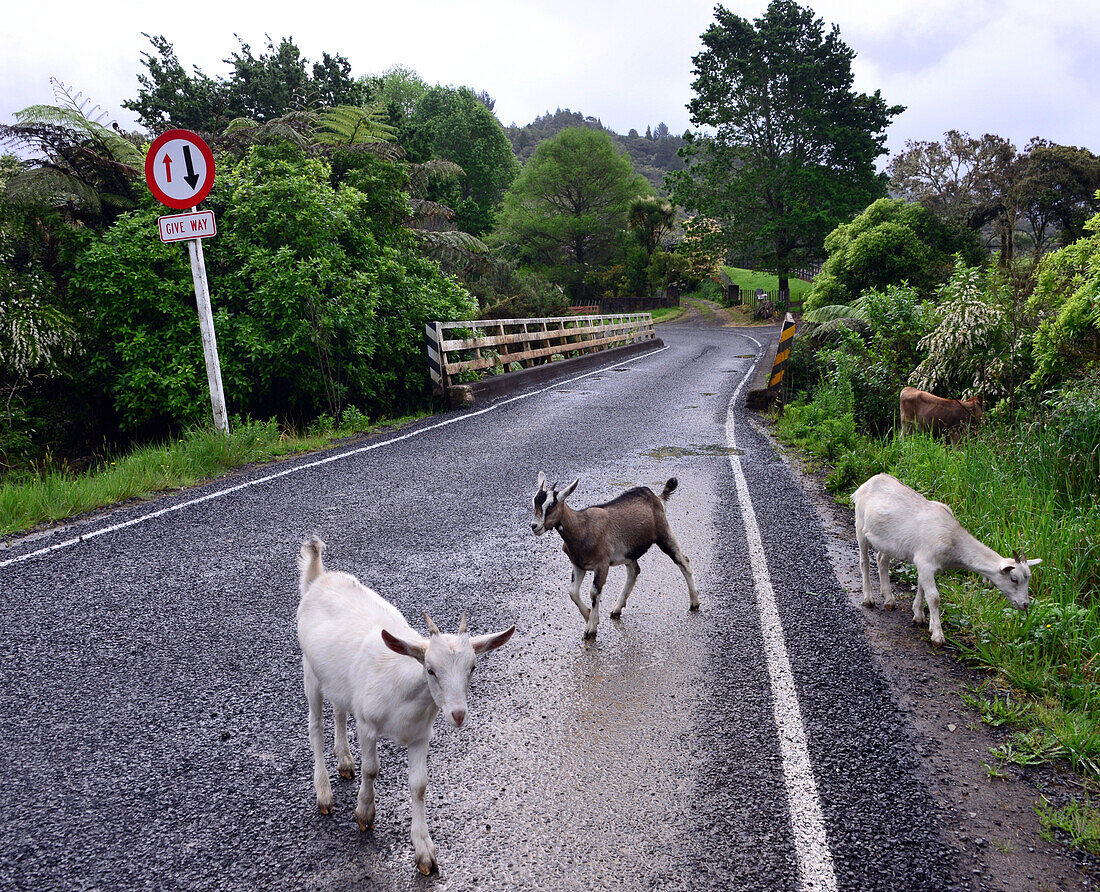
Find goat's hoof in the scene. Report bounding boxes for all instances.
[416,855,438,875]
[338,767,354,780]
[355,804,374,831]
[610,610,621,619]
[884,601,896,611]
[862,599,876,609]
[689,603,700,612]
[583,629,596,640]
[318,803,333,816]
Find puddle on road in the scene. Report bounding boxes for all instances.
[643,444,744,459]
[737,353,755,359]
[701,392,716,396]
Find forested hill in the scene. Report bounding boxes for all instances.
[504,108,687,193]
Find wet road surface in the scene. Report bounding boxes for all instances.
[0,311,969,890]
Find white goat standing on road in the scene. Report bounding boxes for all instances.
[851,473,1040,646]
[530,473,699,638]
[296,538,515,875]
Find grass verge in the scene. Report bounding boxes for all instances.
[0,411,426,538]
[721,266,815,298]
[651,305,686,323]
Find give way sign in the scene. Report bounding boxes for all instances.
[145,129,215,210]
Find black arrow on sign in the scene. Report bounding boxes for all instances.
[182,145,200,189]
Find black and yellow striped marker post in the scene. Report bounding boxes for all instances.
[768,313,796,389]
[425,321,445,396]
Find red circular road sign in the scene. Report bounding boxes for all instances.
[145,129,216,210]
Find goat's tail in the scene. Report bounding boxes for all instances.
[660,478,679,502]
[298,537,326,597]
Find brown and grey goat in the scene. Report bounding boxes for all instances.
[530,473,699,638]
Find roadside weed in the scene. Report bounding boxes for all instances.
[1036,795,1100,856]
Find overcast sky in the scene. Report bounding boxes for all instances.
[3,0,1099,160]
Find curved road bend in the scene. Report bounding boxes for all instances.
[0,309,969,891]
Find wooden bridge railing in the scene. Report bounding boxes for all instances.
[425,313,656,396]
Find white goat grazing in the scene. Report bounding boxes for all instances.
[530,473,699,638]
[851,473,1040,646]
[296,538,514,875]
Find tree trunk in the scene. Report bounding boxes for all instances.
[778,272,790,310]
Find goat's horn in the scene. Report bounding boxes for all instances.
[422,611,442,636]
[1012,549,1021,563]
[458,611,468,634]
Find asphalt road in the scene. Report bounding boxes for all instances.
[0,310,970,891]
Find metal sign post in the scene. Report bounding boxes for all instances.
[145,129,228,434]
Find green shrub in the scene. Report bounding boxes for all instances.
[807,198,981,310]
[69,143,476,437]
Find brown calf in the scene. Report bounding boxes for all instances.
[899,386,984,439]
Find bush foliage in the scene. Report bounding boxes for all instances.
[3,138,475,466]
[807,198,982,310]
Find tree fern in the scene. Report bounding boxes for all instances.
[25,79,144,168]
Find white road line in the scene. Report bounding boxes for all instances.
[1,346,670,570]
[726,342,838,892]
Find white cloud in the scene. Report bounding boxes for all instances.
[1,0,1097,161]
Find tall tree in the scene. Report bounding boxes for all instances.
[125,34,364,133]
[669,1,902,296]
[405,86,519,237]
[1014,140,1100,256]
[888,130,1018,258]
[493,127,650,299]
[628,195,675,259]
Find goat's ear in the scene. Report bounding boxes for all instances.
[381,628,427,663]
[1026,558,1043,568]
[471,625,515,654]
[559,478,579,501]
[1001,564,1016,575]
[537,471,547,491]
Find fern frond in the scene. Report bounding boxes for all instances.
[408,199,456,231]
[315,103,396,146]
[800,297,871,337]
[5,167,102,212]
[802,301,868,325]
[219,112,315,149]
[0,295,76,376]
[224,117,260,133]
[51,78,110,126]
[413,230,491,272]
[19,82,145,167]
[407,159,465,196]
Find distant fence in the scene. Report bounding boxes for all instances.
[723,286,804,316]
[790,260,824,281]
[425,313,656,397]
[600,285,681,315]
